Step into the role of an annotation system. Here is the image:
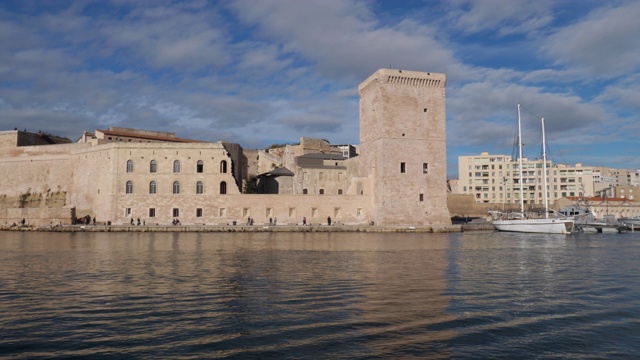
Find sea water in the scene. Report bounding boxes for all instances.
[1,231,639,359]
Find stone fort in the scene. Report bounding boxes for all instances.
[0,69,451,228]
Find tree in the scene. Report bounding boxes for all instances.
[243,176,258,194]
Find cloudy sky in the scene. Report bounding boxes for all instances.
[1,0,639,178]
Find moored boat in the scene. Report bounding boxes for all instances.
[489,211,574,234]
[489,105,574,235]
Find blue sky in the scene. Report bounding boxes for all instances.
[1,0,639,178]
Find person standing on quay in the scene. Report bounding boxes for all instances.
[327,216,332,226]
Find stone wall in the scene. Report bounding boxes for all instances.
[447,194,491,218]
[113,194,373,226]
[0,191,66,209]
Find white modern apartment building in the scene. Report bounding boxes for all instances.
[457,152,610,205]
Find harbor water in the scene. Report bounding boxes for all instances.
[1,231,639,359]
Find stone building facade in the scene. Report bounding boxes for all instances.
[0,69,452,228]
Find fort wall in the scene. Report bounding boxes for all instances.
[0,68,452,229]
[113,194,372,226]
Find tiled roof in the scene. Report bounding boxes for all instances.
[256,167,295,178]
[297,153,345,160]
[98,129,205,143]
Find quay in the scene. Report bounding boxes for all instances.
[1,222,497,233]
[576,224,632,234]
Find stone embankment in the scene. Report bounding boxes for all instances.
[1,223,497,233]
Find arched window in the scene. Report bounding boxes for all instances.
[196,181,204,194]
[220,160,227,173]
[149,181,157,194]
[126,160,134,173]
[173,181,180,194]
[150,160,157,173]
[173,160,181,173]
[197,160,204,173]
[303,189,308,194]
[338,189,343,195]
[220,181,227,194]
[319,189,324,195]
[126,181,133,194]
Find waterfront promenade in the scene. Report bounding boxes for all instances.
[0,222,496,233]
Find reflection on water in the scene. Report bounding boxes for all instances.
[1,231,639,359]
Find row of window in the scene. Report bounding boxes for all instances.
[125,180,227,194]
[126,207,192,218]
[125,206,364,219]
[126,159,228,174]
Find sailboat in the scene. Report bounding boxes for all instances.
[489,105,574,234]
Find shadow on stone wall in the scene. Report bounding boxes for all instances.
[0,191,66,209]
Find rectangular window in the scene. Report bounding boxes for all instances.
[289,208,295,217]
[149,208,156,217]
[423,163,429,174]
[419,194,424,202]
[196,208,203,217]
[400,162,406,173]
[125,208,131,216]
[172,208,179,217]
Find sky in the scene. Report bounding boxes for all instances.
[1,0,639,178]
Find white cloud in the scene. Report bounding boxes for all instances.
[543,1,640,77]
[448,76,608,152]
[230,0,460,81]
[447,0,554,36]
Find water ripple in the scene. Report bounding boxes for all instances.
[0,231,639,359]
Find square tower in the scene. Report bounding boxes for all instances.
[358,69,451,226]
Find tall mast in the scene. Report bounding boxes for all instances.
[517,104,524,214]
[542,118,549,219]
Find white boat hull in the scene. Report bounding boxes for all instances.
[493,218,574,234]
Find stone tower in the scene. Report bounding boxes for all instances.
[358,69,451,226]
